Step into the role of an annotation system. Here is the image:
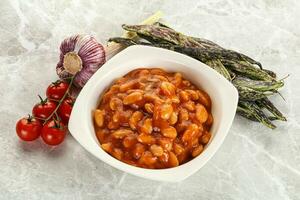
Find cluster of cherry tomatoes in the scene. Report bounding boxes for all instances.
[16,80,74,146]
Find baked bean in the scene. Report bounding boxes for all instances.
[168,152,179,167]
[196,104,208,123]
[169,112,178,125]
[109,97,123,111]
[112,111,120,123]
[172,72,182,87]
[179,90,190,102]
[182,124,199,143]
[140,118,153,134]
[95,68,213,169]
[182,80,191,87]
[177,152,188,164]
[159,137,173,151]
[148,77,160,83]
[112,148,123,160]
[122,135,137,148]
[161,126,177,139]
[198,123,204,133]
[190,138,199,148]
[150,144,164,157]
[197,90,211,108]
[160,103,173,120]
[129,111,143,130]
[192,145,204,157]
[205,113,214,127]
[144,93,163,103]
[126,89,145,94]
[159,152,169,164]
[137,134,156,144]
[144,103,154,114]
[183,101,195,111]
[101,142,112,153]
[112,129,133,139]
[138,69,150,75]
[186,90,199,100]
[119,80,138,92]
[171,96,180,104]
[153,74,168,81]
[176,122,190,134]
[110,85,120,92]
[117,93,127,99]
[132,143,145,159]
[94,109,105,127]
[201,132,211,144]
[179,109,189,121]
[139,151,157,166]
[123,91,143,105]
[173,143,185,155]
[160,81,175,96]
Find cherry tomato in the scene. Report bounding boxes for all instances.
[41,120,66,146]
[16,115,42,141]
[46,80,69,100]
[32,95,57,120]
[58,97,74,124]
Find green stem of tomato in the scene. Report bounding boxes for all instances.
[38,94,47,105]
[27,114,33,122]
[42,76,75,126]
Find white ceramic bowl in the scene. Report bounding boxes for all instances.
[68,45,238,182]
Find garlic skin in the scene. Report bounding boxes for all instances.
[56,35,106,88]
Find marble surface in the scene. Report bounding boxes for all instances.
[1,0,300,199]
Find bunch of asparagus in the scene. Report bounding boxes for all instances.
[109,23,286,129]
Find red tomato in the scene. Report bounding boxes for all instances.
[58,98,74,124]
[32,95,57,120]
[46,80,69,100]
[41,120,66,146]
[16,115,42,141]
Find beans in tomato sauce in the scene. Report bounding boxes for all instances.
[94,68,213,169]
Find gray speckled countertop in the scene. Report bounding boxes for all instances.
[1,0,300,199]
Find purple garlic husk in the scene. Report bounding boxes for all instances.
[56,35,106,88]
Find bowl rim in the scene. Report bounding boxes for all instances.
[68,45,238,182]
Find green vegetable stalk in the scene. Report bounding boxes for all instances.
[108,24,286,129]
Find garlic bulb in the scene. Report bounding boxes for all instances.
[56,35,106,88]
[56,12,162,88]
